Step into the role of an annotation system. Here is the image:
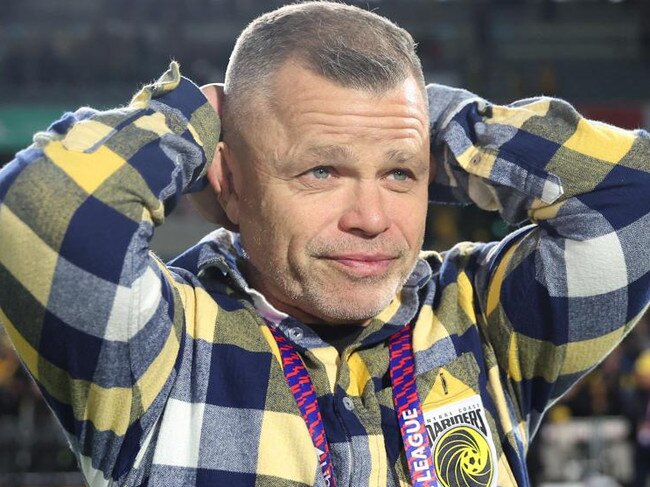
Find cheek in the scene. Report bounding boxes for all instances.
[389,193,428,243]
[283,200,338,251]
[238,186,286,259]
[240,188,331,260]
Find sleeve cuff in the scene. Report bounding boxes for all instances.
[130,62,221,190]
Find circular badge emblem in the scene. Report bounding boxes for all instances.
[433,425,494,487]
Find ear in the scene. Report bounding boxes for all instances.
[206,141,241,226]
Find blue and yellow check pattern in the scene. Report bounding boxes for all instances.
[0,63,648,486]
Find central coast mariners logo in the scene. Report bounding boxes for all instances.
[423,395,497,487]
[434,425,493,486]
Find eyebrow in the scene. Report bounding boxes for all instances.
[306,144,357,163]
[385,149,417,164]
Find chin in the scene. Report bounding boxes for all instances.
[306,286,399,323]
[313,308,382,324]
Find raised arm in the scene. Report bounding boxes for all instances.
[428,84,650,435]
[0,63,219,482]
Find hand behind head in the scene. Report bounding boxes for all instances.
[187,83,239,231]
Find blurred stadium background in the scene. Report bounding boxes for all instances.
[1,0,649,485]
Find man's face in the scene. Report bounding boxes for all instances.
[229,62,430,324]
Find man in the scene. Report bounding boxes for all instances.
[0,2,648,486]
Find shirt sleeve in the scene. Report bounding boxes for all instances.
[427,83,650,436]
[0,62,219,482]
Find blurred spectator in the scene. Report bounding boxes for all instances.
[536,313,650,484]
[560,347,631,418]
[623,350,650,487]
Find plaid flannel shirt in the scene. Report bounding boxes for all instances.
[1,63,649,486]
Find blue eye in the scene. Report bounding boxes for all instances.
[311,167,331,179]
[390,169,409,181]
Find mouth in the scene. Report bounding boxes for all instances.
[320,254,399,278]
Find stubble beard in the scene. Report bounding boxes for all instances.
[255,238,419,323]
[290,265,414,323]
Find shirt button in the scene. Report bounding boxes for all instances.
[342,396,355,411]
[288,327,303,340]
[470,154,482,165]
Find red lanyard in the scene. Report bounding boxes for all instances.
[269,323,439,487]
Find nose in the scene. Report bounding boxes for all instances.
[338,181,391,237]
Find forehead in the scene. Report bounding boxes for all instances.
[255,63,429,158]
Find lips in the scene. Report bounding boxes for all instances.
[321,254,399,278]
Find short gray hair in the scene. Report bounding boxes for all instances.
[223,1,426,143]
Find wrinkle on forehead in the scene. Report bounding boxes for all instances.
[283,101,429,150]
[271,62,428,124]
[243,63,430,171]
[282,99,428,135]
